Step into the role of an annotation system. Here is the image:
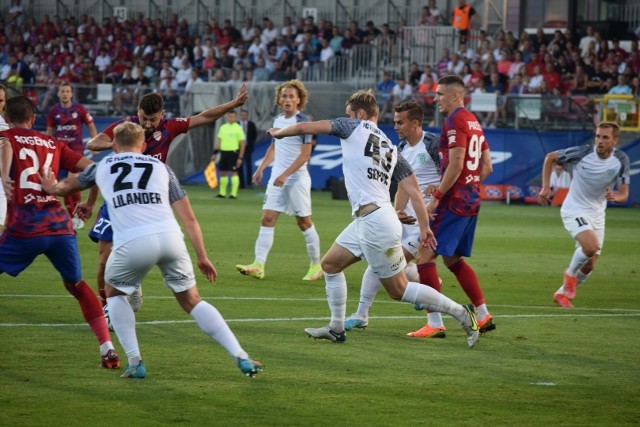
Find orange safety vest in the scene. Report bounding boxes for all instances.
[452,5,472,30]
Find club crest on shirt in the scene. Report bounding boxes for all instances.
[418,153,427,164]
[153,130,161,141]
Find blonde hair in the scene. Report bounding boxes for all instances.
[346,89,378,118]
[113,121,145,148]
[274,79,308,111]
[597,121,619,138]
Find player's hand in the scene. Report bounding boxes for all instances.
[605,187,617,202]
[421,227,437,251]
[38,167,58,194]
[424,184,437,197]
[211,153,220,164]
[397,210,416,224]
[75,202,94,221]
[234,83,248,107]
[538,186,552,206]
[425,198,438,220]
[266,128,281,138]
[252,170,263,186]
[197,258,217,282]
[274,174,287,187]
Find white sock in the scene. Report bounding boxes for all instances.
[577,270,590,286]
[190,301,247,360]
[568,247,590,276]
[99,341,115,355]
[427,312,444,328]
[401,282,466,321]
[107,295,141,365]
[254,226,275,265]
[325,272,347,332]
[404,262,419,282]
[302,224,321,265]
[355,266,381,318]
[476,303,489,319]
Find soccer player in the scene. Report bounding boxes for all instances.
[0,84,8,229]
[419,75,496,334]
[267,89,480,348]
[213,110,245,199]
[0,95,120,369]
[538,121,630,308]
[82,84,248,310]
[41,121,262,379]
[344,101,448,337]
[236,79,322,281]
[46,82,98,229]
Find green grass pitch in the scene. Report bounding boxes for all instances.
[1,186,639,426]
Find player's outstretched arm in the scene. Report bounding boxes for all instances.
[86,132,114,151]
[172,196,217,282]
[189,83,249,129]
[538,151,559,206]
[40,167,84,196]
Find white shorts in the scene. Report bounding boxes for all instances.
[561,212,605,255]
[335,204,406,279]
[401,223,421,258]
[105,232,196,294]
[263,182,312,217]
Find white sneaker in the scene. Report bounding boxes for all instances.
[72,216,85,230]
[304,325,346,343]
[129,287,143,312]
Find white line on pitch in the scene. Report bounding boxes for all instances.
[1,312,640,327]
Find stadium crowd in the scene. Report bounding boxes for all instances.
[1,6,639,121]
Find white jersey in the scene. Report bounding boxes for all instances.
[78,152,187,249]
[558,144,630,226]
[270,112,312,185]
[329,117,414,216]
[398,130,440,217]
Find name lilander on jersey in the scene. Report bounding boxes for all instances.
[112,191,163,209]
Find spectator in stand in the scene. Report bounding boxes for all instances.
[416,6,437,26]
[467,61,485,90]
[458,41,476,63]
[319,38,335,67]
[340,29,358,56]
[543,61,562,94]
[448,52,465,75]
[484,71,505,128]
[392,76,413,110]
[608,75,632,95]
[570,65,589,95]
[281,16,297,39]
[175,57,193,94]
[240,18,255,44]
[436,48,452,77]
[451,0,478,43]
[408,62,422,87]
[223,19,242,43]
[329,26,343,55]
[247,35,268,64]
[508,50,525,79]
[376,71,396,121]
[496,50,512,76]
[460,63,473,86]
[348,20,365,43]
[508,73,529,95]
[579,26,596,57]
[252,57,272,82]
[528,64,544,94]
[262,17,279,45]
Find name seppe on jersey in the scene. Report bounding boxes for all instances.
[1,127,83,237]
[439,108,489,216]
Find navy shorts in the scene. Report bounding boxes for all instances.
[88,203,113,243]
[430,208,478,258]
[0,233,82,283]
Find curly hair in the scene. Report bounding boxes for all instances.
[138,93,164,115]
[274,79,308,111]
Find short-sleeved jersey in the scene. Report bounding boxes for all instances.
[78,152,187,249]
[46,102,94,153]
[439,107,489,216]
[103,116,191,163]
[329,117,413,216]
[271,112,312,185]
[398,130,441,217]
[0,127,83,237]
[217,122,245,152]
[557,144,630,224]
